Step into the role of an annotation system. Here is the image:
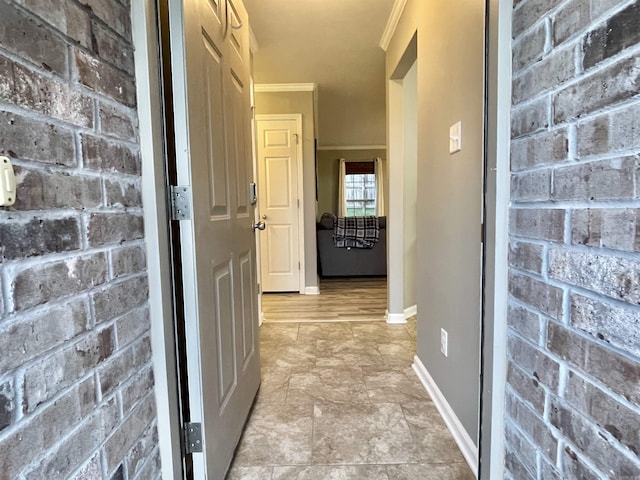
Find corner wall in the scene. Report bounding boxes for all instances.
[0,1,159,478]
[506,0,640,477]
[385,0,485,445]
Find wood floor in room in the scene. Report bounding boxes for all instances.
[261,277,388,323]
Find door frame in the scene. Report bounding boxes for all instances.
[255,113,306,294]
[131,1,183,478]
[132,0,513,477]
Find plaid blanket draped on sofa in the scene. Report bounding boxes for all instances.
[333,216,380,248]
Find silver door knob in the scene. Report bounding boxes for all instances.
[252,221,266,231]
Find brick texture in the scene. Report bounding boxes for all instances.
[508,1,640,477]
[0,1,156,479]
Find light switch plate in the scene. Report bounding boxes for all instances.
[0,156,16,207]
[449,121,462,153]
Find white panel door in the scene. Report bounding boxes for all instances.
[169,0,260,478]
[256,117,302,292]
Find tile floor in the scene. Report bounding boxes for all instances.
[227,318,475,480]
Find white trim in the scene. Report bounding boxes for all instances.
[385,310,407,324]
[255,114,307,294]
[304,286,320,295]
[131,1,182,478]
[254,83,317,93]
[481,0,513,478]
[317,145,387,151]
[403,304,417,318]
[413,356,479,477]
[380,0,408,51]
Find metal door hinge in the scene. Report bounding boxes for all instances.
[183,422,202,454]
[170,186,191,221]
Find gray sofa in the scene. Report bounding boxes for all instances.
[316,214,387,277]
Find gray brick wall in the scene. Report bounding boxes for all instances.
[0,0,159,478]
[508,0,640,478]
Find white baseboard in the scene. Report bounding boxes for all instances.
[304,286,320,295]
[403,304,417,318]
[385,310,407,324]
[412,355,479,477]
[259,312,265,327]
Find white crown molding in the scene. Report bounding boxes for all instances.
[254,83,317,93]
[380,0,408,51]
[317,145,387,151]
[413,356,479,477]
[249,26,259,54]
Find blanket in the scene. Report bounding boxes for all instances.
[333,216,379,249]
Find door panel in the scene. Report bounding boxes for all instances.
[265,157,291,207]
[202,36,229,217]
[213,261,236,407]
[170,0,260,478]
[256,117,302,292]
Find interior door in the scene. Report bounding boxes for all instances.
[169,0,260,478]
[256,116,303,292]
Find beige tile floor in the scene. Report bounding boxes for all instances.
[226,318,475,480]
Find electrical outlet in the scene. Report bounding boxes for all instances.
[440,328,448,357]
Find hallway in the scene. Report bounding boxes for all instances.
[227,289,475,479]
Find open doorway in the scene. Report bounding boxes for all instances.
[136,0,504,476]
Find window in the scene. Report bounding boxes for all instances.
[339,158,385,217]
[345,173,377,216]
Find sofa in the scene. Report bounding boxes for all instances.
[316,213,387,277]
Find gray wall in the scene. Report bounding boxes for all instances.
[0,1,159,478]
[506,1,640,477]
[255,91,318,289]
[386,0,485,442]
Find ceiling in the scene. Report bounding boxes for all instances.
[243,0,396,147]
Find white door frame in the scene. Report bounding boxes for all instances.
[255,113,306,294]
[479,0,512,478]
[131,1,183,478]
[132,0,513,476]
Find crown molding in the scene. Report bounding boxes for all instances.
[380,0,408,51]
[254,83,317,93]
[317,145,387,151]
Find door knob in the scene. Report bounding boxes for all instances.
[252,221,266,231]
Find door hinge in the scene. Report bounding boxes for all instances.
[480,222,485,243]
[170,186,192,221]
[298,261,301,270]
[293,133,299,144]
[183,422,202,454]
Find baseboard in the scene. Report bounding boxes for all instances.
[304,286,320,295]
[403,304,417,318]
[412,355,479,477]
[385,310,407,324]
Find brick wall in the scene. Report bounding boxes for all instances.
[0,1,159,479]
[507,0,640,478]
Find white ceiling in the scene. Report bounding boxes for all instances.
[243,0,396,146]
